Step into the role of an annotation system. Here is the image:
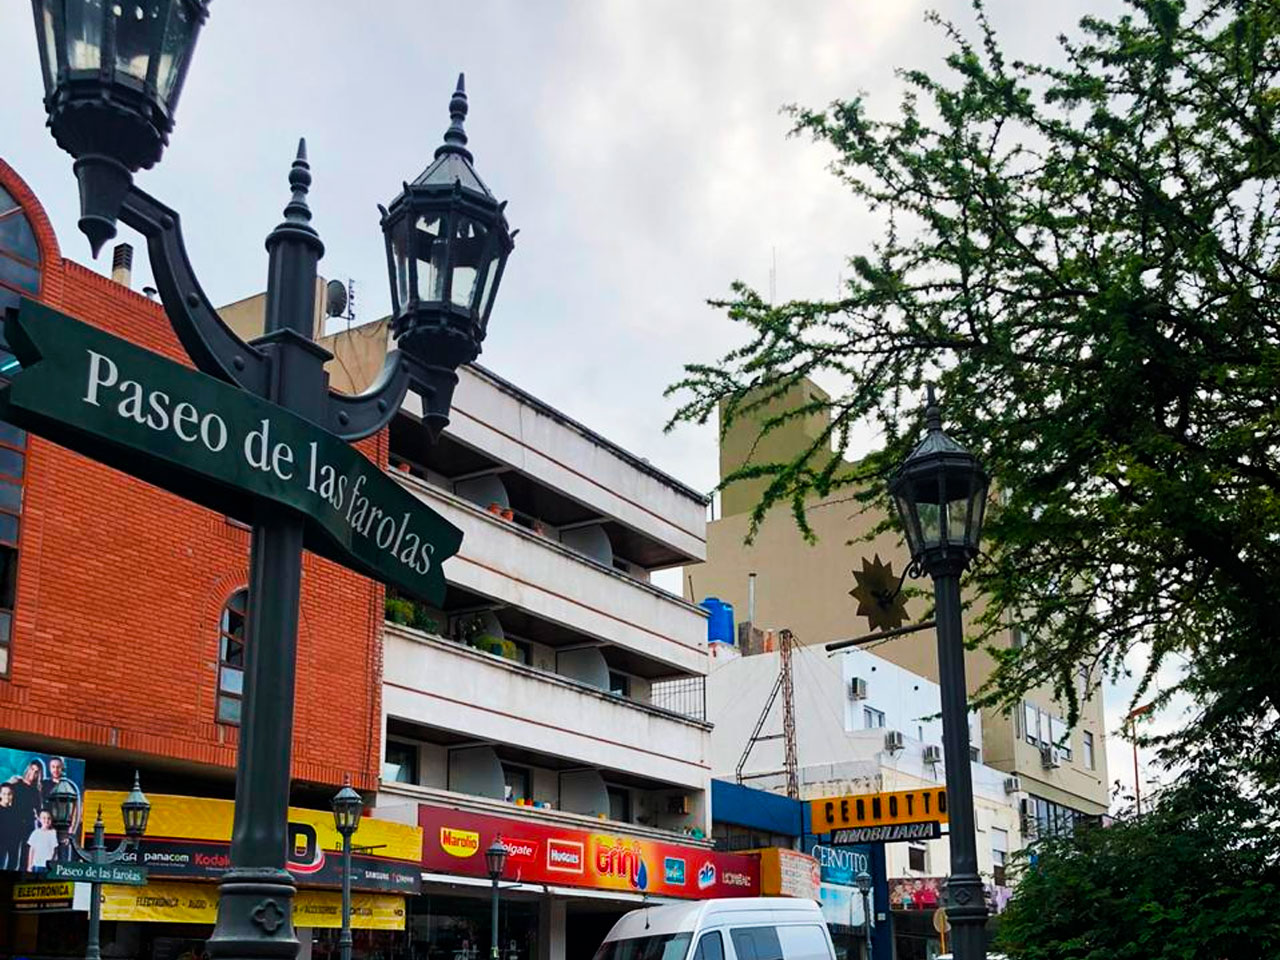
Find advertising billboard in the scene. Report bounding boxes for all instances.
[418,802,760,898]
[0,747,86,873]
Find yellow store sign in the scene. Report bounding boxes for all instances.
[99,880,406,930]
[810,788,949,833]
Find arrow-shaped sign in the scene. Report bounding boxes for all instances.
[1,299,461,605]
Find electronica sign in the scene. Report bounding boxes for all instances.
[811,787,949,833]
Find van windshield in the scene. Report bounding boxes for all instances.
[593,933,693,960]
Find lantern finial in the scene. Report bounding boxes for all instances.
[436,73,473,162]
[924,384,943,433]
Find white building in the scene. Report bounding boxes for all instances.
[356,358,758,960]
[707,643,1023,898]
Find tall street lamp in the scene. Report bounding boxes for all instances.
[26,8,515,960]
[485,838,508,960]
[854,869,873,960]
[888,387,989,960]
[49,773,151,960]
[331,779,363,960]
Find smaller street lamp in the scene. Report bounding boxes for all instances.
[51,772,150,960]
[888,386,990,960]
[331,778,363,960]
[485,837,508,960]
[854,870,873,960]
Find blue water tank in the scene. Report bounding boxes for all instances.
[699,597,735,645]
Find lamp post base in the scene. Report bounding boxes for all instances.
[206,868,299,960]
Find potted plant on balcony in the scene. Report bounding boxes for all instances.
[385,595,415,625]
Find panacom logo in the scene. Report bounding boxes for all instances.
[440,827,481,858]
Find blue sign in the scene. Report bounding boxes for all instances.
[810,842,871,886]
[0,747,87,874]
[663,857,686,886]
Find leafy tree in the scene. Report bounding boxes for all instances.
[996,773,1280,958]
[666,0,1280,795]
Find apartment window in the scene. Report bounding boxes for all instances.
[607,785,632,823]
[383,741,419,784]
[502,764,531,803]
[1050,716,1072,761]
[1083,730,1096,770]
[1023,702,1040,744]
[991,827,1009,886]
[908,844,927,872]
[609,671,631,698]
[1010,626,1026,649]
[0,416,23,678]
[216,589,248,724]
[864,706,886,729]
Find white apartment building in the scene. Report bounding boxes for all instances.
[706,644,1023,905]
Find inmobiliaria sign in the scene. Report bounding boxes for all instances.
[418,803,759,898]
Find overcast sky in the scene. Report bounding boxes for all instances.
[2,0,1181,810]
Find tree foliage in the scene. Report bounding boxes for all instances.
[666,0,1280,794]
[996,773,1280,958]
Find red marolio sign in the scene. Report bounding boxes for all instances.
[418,803,759,898]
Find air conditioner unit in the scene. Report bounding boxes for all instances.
[922,745,943,764]
[1040,744,1061,769]
[884,730,905,753]
[849,677,868,701]
[1004,776,1022,795]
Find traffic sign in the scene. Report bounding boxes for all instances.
[1,300,462,604]
[50,861,148,886]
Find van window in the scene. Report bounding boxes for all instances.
[594,934,692,960]
[729,927,783,960]
[693,932,724,960]
[777,926,830,960]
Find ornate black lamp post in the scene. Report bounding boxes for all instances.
[854,869,873,960]
[888,386,989,960]
[485,838,508,960]
[331,780,363,960]
[50,773,151,960]
[26,8,515,960]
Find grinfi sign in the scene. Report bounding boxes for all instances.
[418,803,759,898]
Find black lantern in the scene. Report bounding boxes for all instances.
[30,0,211,254]
[120,771,151,838]
[485,837,508,881]
[380,74,515,440]
[47,778,79,833]
[331,781,363,838]
[855,869,872,894]
[888,387,989,574]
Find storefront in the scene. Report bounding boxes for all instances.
[1,790,422,960]
[364,799,765,960]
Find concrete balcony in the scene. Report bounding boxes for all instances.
[383,624,711,791]
[398,472,709,676]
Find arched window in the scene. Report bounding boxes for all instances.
[0,184,38,677]
[217,589,248,724]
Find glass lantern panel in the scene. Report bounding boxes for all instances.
[113,3,153,81]
[155,0,193,101]
[478,254,502,320]
[893,492,921,556]
[945,487,971,546]
[414,215,445,301]
[968,484,987,550]
[66,0,106,70]
[448,217,488,309]
[918,500,943,547]
[39,0,58,88]
[388,217,412,309]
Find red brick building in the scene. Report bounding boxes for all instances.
[0,157,384,799]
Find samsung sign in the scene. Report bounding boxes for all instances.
[810,843,870,886]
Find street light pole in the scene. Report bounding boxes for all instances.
[888,387,990,960]
[332,779,363,960]
[49,774,151,960]
[485,839,508,960]
[854,870,873,960]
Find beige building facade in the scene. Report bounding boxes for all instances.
[689,378,1110,822]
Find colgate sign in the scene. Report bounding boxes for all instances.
[499,838,539,863]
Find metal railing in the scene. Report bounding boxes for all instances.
[650,675,707,722]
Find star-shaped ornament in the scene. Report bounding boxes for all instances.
[849,554,909,631]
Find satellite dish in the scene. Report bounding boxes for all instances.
[325,279,348,318]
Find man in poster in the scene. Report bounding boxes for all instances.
[0,748,86,872]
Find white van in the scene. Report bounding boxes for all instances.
[593,898,837,960]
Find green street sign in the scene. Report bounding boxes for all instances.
[0,299,462,605]
[49,860,148,886]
